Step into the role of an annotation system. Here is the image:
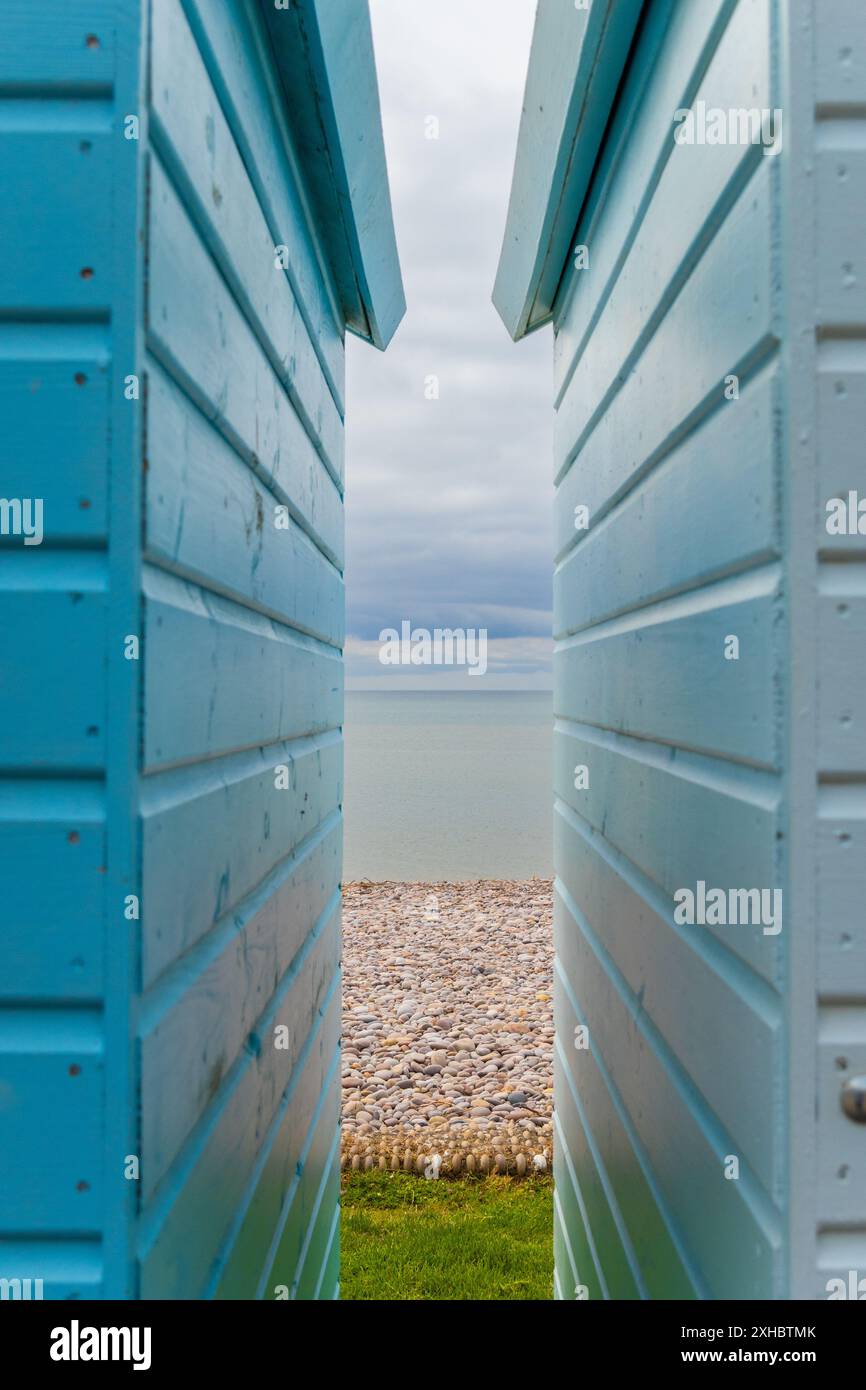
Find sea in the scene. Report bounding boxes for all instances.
[343,690,553,881]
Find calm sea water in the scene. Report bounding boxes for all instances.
[343,690,553,881]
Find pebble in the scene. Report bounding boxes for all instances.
[341,880,553,1175]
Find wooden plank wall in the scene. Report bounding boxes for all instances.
[551,0,789,1299]
[803,0,866,1301]
[0,0,347,1301]
[136,0,344,1298]
[0,0,146,1300]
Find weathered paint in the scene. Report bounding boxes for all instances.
[496,0,864,1299]
[0,0,402,1300]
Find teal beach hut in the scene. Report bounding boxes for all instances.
[495,0,865,1299]
[0,0,402,1299]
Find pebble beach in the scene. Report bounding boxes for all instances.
[341,880,553,1175]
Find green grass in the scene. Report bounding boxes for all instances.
[340,1172,553,1301]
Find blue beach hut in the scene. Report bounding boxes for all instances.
[495,0,864,1299]
[0,0,403,1299]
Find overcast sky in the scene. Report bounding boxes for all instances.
[344,0,553,690]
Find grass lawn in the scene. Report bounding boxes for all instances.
[340,1172,553,1301]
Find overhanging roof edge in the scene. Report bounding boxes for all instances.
[259,0,405,350]
[493,0,644,342]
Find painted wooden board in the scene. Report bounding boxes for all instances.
[214,1020,341,1298]
[816,148,866,329]
[816,1016,866,1227]
[293,1138,341,1300]
[555,1023,698,1300]
[552,1131,606,1302]
[149,0,343,475]
[817,342,866,555]
[138,920,340,1298]
[269,1076,340,1299]
[180,0,345,411]
[142,565,342,771]
[817,588,866,773]
[555,368,780,623]
[0,779,105,1000]
[0,330,110,543]
[553,1047,641,1299]
[145,364,343,620]
[0,1239,102,1301]
[0,560,106,771]
[554,310,778,598]
[0,1011,103,1231]
[555,886,781,1298]
[817,785,866,997]
[0,3,117,87]
[556,802,782,1195]
[555,0,770,407]
[147,155,343,502]
[806,0,866,1295]
[555,159,776,488]
[313,1202,340,1300]
[141,819,341,1191]
[0,131,113,312]
[553,1199,576,1301]
[815,0,866,105]
[141,734,341,985]
[555,578,782,769]
[553,722,781,984]
[145,469,344,678]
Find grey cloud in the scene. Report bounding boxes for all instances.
[346,0,552,686]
